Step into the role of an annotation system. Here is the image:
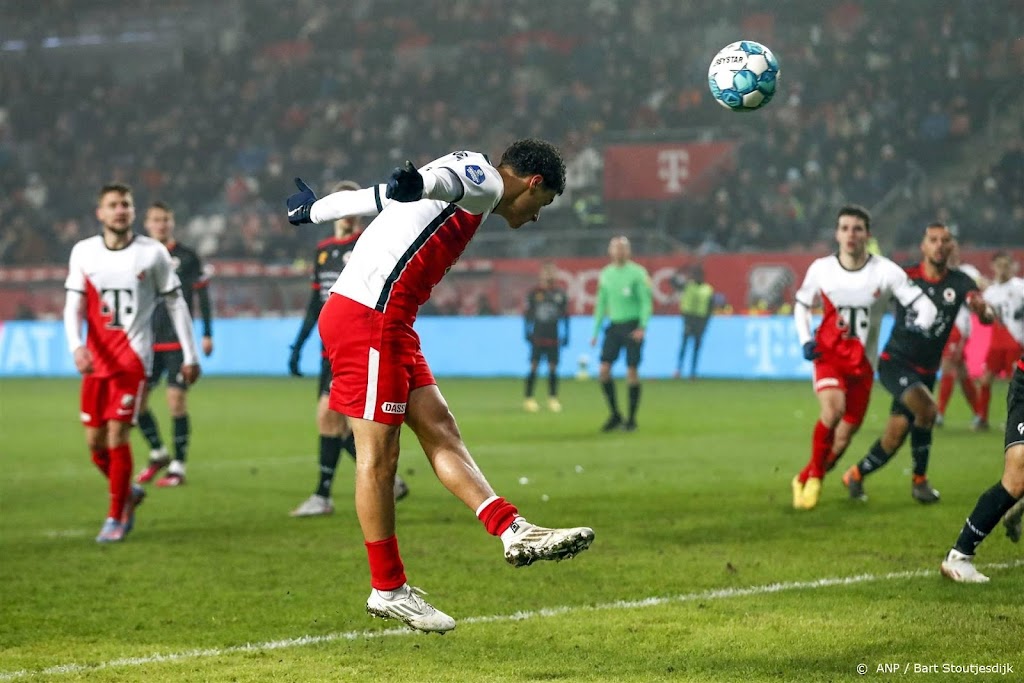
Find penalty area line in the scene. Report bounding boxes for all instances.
[3,559,1022,680]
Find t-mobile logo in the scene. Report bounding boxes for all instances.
[100,288,134,329]
[657,149,690,194]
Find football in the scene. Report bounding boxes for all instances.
[708,40,780,111]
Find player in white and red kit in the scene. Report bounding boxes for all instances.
[285,140,593,633]
[791,205,936,510]
[63,184,201,542]
[975,251,1024,430]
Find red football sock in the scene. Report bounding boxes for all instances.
[91,448,110,477]
[476,496,519,536]
[365,535,407,591]
[937,374,954,415]
[805,421,834,480]
[978,384,992,421]
[106,444,132,520]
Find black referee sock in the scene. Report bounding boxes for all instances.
[316,436,343,498]
[627,384,642,423]
[525,372,537,398]
[601,379,621,417]
[137,410,163,451]
[341,433,357,462]
[953,483,1020,555]
[172,414,190,463]
[856,440,894,478]
[548,371,558,397]
[910,425,932,477]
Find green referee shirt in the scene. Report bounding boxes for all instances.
[592,260,653,337]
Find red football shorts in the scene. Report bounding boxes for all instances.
[319,294,436,425]
[985,343,1024,378]
[812,361,873,426]
[80,372,146,428]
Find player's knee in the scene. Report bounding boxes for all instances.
[1003,446,1024,496]
[915,402,938,428]
[85,431,104,452]
[167,390,186,417]
[819,405,844,427]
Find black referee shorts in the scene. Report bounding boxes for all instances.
[600,320,643,368]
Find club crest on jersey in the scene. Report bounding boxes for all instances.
[120,394,135,408]
[318,252,328,265]
[465,165,485,185]
[943,287,956,303]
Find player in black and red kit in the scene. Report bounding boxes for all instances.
[523,262,569,413]
[135,202,213,487]
[288,181,409,517]
[842,223,994,504]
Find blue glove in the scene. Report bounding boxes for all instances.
[286,178,317,225]
[386,161,424,202]
[802,341,821,361]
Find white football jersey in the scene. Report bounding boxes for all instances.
[983,276,1024,345]
[65,234,181,376]
[331,150,503,321]
[794,254,924,372]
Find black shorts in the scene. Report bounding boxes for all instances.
[600,320,643,367]
[530,341,560,367]
[878,356,936,420]
[1005,367,1024,452]
[318,356,332,398]
[148,349,187,390]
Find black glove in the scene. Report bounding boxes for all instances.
[386,161,424,202]
[561,336,570,348]
[802,341,821,361]
[286,178,317,225]
[288,345,302,377]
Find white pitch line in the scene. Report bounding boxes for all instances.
[3,559,1022,681]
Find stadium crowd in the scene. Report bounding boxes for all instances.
[1,0,1022,266]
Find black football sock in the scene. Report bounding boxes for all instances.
[341,433,357,462]
[856,439,894,478]
[172,414,190,463]
[548,371,558,397]
[690,338,703,377]
[627,384,641,423]
[910,425,932,477]
[953,483,1020,555]
[137,410,163,451]
[601,379,621,417]
[316,435,343,498]
[525,372,537,398]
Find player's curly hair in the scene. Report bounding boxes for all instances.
[499,138,566,195]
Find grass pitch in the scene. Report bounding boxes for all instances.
[1,377,1022,682]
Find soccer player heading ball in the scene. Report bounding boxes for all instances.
[286,139,594,633]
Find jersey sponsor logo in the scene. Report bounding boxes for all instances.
[100,288,135,329]
[943,287,956,304]
[381,401,407,415]
[464,165,485,185]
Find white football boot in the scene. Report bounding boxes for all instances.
[290,494,334,517]
[940,549,990,583]
[366,584,456,634]
[503,519,595,567]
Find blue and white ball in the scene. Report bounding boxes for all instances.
[708,41,780,112]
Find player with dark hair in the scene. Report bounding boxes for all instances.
[591,236,653,432]
[974,251,1024,431]
[134,202,213,487]
[791,206,936,510]
[841,223,994,504]
[286,138,593,633]
[940,350,1024,582]
[523,262,569,413]
[64,184,200,542]
[289,181,409,517]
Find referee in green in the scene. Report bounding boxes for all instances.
[590,236,653,432]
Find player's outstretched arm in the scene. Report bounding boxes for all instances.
[287,178,390,226]
[966,291,996,325]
